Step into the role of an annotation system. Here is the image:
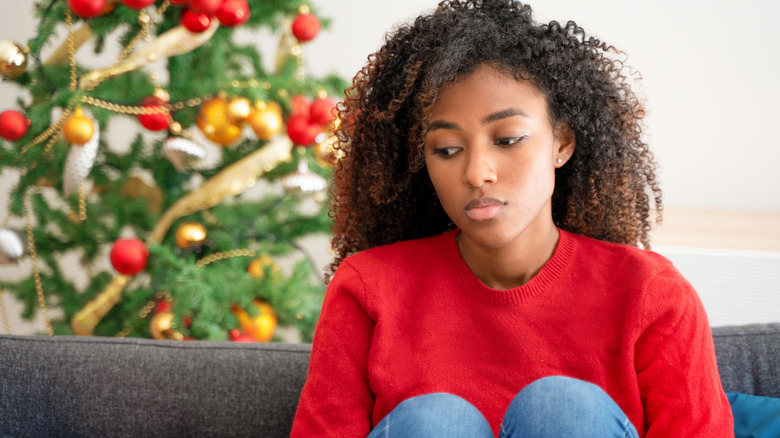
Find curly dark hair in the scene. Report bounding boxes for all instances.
[327,0,662,278]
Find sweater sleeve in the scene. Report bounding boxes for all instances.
[635,265,734,437]
[291,260,376,437]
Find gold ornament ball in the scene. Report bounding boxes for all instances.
[232,300,278,342]
[197,96,243,147]
[175,221,207,249]
[0,40,28,79]
[247,255,280,279]
[249,101,283,140]
[314,133,341,169]
[149,312,174,339]
[64,108,94,145]
[226,96,252,124]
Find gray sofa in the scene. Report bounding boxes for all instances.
[1,323,779,437]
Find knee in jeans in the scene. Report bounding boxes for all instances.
[370,393,493,438]
[501,376,637,437]
[394,393,485,422]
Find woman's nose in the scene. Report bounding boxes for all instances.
[462,147,497,188]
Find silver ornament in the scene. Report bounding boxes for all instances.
[281,158,327,195]
[0,228,26,265]
[63,112,99,197]
[163,136,206,171]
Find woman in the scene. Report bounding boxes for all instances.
[291,1,733,436]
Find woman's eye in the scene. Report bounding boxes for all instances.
[432,147,460,157]
[494,136,525,147]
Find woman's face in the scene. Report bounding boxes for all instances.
[423,65,574,251]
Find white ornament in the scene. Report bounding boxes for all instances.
[0,228,26,265]
[281,158,327,195]
[63,112,99,197]
[163,136,206,172]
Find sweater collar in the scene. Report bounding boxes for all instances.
[441,228,574,305]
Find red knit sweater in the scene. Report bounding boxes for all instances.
[291,229,734,437]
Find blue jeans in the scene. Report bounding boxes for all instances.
[367,376,639,438]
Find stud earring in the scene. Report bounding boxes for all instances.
[556,158,562,164]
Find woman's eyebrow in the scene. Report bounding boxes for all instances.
[482,108,529,125]
[427,120,460,132]
[427,108,530,133]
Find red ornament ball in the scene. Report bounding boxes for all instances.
[137,96,170,131]
[120,0,156,9]
[292,13,320,42]
[169,0,188,5]
[110,238,149,275]
[68,0,107,18]
[181,9,212,32]
[309,97,336,125]
[289,95,311,116]
[286,113,321,146]
[188,0,221,16]
[216,0,250,27]
[0,110,30,142]
[230,329,256,343]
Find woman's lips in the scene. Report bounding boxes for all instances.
[465,197,505,221]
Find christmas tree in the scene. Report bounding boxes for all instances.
[0,0,346,342]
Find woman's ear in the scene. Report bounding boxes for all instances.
[553,123,576,167]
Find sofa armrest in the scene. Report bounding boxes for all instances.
[0,335,312,438]
[712,323,780,398]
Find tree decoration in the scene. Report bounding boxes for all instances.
[249,100,283,140]
[281,157,327,195]
[63,110,99,197]
[291,6,320,42]
[68,0,108,19]
[231,300,277,342]
[247,254,280,279]
[0,40,28,80]
[63,107,95,144]
[121,0,157,10]
[229,329,256,342]
[289,94,311,116]
[174,221,207,249]
[137,96,171,131]
[196,95,243,147]
[215,0,250,27]
[314,131,340,169]
[226,96,252,124]
[109,238,149,275]
[0,228,26,265]
[286,113,321,146]
[120,176,165,214]
[180,9,212,33]
[188,0,221,15]
[4,0,348,342]
[309,96,336,125]
[163,135,206,171]
[0,110,31,142]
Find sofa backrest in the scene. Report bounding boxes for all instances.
[1,322,778,437]
[713,323,780,398]
[0,335,311,438]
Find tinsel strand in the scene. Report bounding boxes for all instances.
[24,195,53,336]
[0,286,11,334]
[196,249,256,267]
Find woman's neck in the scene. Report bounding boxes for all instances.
[457,224,560,290]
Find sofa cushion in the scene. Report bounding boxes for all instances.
[0,335,312,438]
[712,323,780,398]
[727,392,780,438]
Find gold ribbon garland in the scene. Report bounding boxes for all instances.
[70,136,294,336]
